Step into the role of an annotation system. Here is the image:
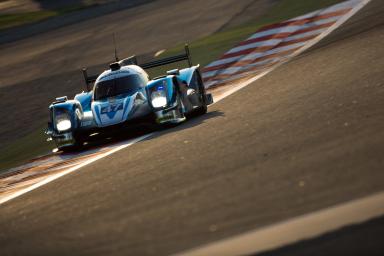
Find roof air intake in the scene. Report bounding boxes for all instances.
[109,62,121,71]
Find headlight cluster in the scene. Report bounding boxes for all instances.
[150,81,168,108]
[151,90,167,108]
[55,109,72,132]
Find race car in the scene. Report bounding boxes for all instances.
[46,45,213,151]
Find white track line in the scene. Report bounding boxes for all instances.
[0,0,370,206]
[246,17,339,41]
[206,42,305,69]
[205,0,369,88]
[206,14,343,69]
[0,134,153,205]
[176,1,373,255]
[203,58,278,78]
[288,0,360,21]
[177,191,384,256]
[226,28,327,55]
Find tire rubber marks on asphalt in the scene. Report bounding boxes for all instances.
[0,0,371,206]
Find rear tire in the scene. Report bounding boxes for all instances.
[195,70,208,116]
[194,104,208,116]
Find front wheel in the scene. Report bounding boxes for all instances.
[167,91,186,124]
[55,133,84,152]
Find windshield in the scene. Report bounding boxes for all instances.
[94,74,143,100]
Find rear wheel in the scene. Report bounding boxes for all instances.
[194,71,208,116]
[194,104,208,116]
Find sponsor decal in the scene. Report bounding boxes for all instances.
[101,102,124,119]
[81,120,93,127]
[101,103,123,114]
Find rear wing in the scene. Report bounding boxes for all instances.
[81,44,193,91]
[81,69,98,91]
[140,44,192,69]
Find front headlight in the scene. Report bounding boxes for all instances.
[151,89,167,108]
[56,119,71,131]
[55,110,72,131]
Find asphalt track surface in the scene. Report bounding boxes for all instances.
[1,1,384,255]
[0,0,272,150]
[259,215,384,256]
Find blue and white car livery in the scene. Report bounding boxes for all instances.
[46,45,213,151]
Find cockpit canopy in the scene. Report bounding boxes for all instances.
[93,74,144,101]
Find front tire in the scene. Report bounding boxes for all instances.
[55,133,84,152]
[169,91,186,123]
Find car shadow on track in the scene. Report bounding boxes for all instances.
[61,110,224,154]
[258,215,384,256]
[144,110,225,140]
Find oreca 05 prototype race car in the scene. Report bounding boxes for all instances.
[46,45,213,151]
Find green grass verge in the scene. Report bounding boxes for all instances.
[0,125,54,173]
[147,0,344,78]
[0,11,57,30]
[0,3,95,30]
[0,0,345,173]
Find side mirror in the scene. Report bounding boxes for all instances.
[55,96,68,103]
